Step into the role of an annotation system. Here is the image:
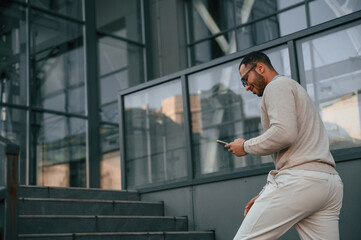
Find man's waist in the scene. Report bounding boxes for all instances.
[287,161,338,175]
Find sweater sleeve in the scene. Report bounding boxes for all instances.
[244,79,298,155]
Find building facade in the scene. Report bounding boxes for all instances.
[1,0,361,239]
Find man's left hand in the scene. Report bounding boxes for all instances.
[224,138,247,157]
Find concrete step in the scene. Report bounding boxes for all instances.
[18,198,164,216]
[19,215,188,234]
[19,231,215,240]
[19,185,139,201]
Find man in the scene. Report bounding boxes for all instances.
[225,51,343,240]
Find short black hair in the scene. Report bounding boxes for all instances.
[239,51,275,71]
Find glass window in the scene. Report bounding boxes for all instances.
[278,5,307,36]
[277,0,303,10]
[124,80,187,188]
[236,6,306,51]
[191,32,236,66]
[0,107,27,184]
[236,16,280,51]
[31,112,87,187]
[310,0,361,27]
[0,4,27,106]
[235,0,278,25]
[98,36,144,123]
[297,23,361,150]
[189,0,235,42]
[96,0,142,42]
[30,0,83,20]
[30,10,85,115]
[100,124,121,190]
[188,47,290,177]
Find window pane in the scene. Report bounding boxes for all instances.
[298,23,361,150]
[189,0,235,42]
[30,0,83,20]
[236,6,306,51]
[236,16,280,51]
[278,6,307,36]
[98,36,144,123]
[0,4,27,105]
[124,80,187,188]
[191,32,236,66]
[0,107,27,184]
[30,10,85,114]
[277,0,303,10]
[96,0,142,42]
[235,0,278,25]
[188,47,290,177]
[100,124,121,190]
[31,112,87,187]
[310,0,361,27]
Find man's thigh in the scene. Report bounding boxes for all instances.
[233,170,336,240]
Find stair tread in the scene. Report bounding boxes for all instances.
[19,185,137,193]
[19,231,214,236]
[19,197,162,205]
[20,215,186,219]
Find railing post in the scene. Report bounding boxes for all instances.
[0,136,20,240]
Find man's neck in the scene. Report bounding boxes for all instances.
[265,71,279,85]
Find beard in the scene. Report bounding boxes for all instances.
[253,71,267,97]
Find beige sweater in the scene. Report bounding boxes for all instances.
[244,76,337,174]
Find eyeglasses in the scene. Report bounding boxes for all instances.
[240,64,257,88]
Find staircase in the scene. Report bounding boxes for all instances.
[17,185,214,240]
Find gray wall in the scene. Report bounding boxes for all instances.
[141,159,361,240]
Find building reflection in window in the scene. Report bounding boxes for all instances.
[98,37,144,124]
[100,124,121,189]
[32,112,86,187]
[124,80,187,188]
[298,23,361,150]
[30,10,85,115]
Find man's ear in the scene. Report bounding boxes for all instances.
[256,62,265,74]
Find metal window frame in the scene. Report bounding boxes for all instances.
[119,10,361,193]
[186,0,310,49]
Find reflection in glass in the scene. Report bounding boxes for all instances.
[100,124,121,189]
[310,0,361,26]
[124,80,187,188]
[30,10,85,114]
[298,23,361,150]
[235,0,277,25]
[237,16,280,52]
[0,107,27,184]
[188,47,290,177]
[191,32,236,66]
[0,4,27,105]
[189,0,235,42]
[31,113,86,187]
[277,0,303,10]
[98,36,144,123]
[236,6,307,51]
[96,0,142,42]
[278,6,306,36]
[30,0,83,20]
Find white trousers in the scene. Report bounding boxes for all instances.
[233,169,343,240]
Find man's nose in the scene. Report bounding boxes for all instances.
[245,85,252,91]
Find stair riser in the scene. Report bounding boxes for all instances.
[19,187,139,201]
[19,217,188,234]
[19,200,163,216]
[19,233,215,240]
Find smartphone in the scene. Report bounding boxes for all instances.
[217,140,229,145]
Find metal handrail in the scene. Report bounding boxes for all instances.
[0,136,20,240]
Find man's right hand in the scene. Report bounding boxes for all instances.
[244,194,260,217]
